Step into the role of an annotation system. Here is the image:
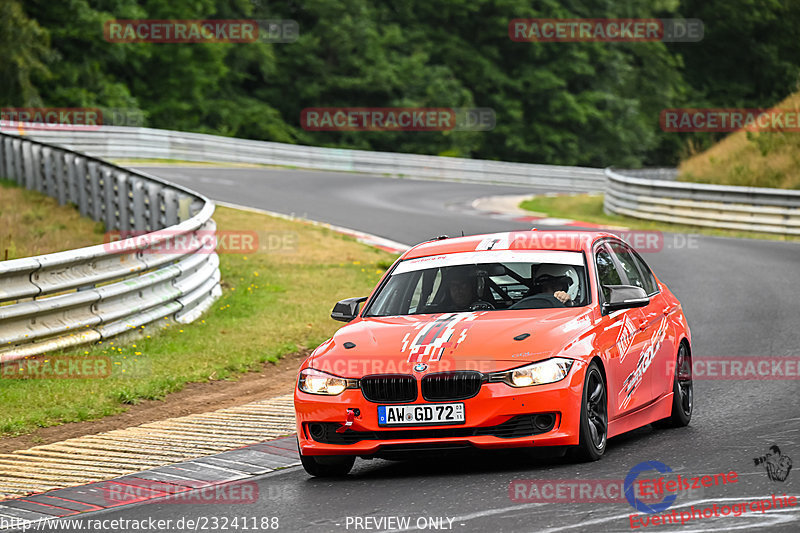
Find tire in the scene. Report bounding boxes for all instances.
[299,453,355,477]
[567,361,607,462]
[653,343,693,429]
[297,438,355,477]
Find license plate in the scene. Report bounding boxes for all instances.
[378,403,465,426]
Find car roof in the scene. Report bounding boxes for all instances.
[402,230,619,259]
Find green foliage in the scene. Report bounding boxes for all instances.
[2,0,800,167]
[0,0,52,105]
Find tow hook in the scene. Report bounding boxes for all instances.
[336,408,360,433]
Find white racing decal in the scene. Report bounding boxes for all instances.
[402,312,482,363]
[396,250,583,274]
[476,233,511,250]
[619,316,668,410]
[616,314,637,364]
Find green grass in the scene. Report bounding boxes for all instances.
[519,194,800,242]
[678,91,800,190]
[0,178,105,259]
[0,206,398,436]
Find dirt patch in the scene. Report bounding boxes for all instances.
[0,350,309,454]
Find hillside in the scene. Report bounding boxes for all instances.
[678,91,800,189]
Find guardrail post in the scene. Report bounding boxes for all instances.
[65,153,79,206]
[30,143,44,192]
[0,137,5,178]
[113,170,130,231]
[42,146,55,197]
[101,167,116,230]
[131,177,147,229]
[53,151,67,206]
[145,182,162,232]
[163,188,178,226]
[75,156,91,218]
[87,161,103,221]
[20,139,32,187]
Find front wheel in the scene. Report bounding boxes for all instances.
[653,343,692,428]
[567,361,607,462]
[299,449,355,477]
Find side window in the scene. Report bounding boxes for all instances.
[408,269,441,313]
[608,243,646,291]
[628,248,658,295]
[609,243,657,295]
[408,275,424,314]
[595,245,623,302]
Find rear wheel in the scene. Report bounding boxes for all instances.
[653,343,692,428]
[567,361,607,462]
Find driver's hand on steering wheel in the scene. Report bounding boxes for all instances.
[468,300,494,311]
[553,291,571,304]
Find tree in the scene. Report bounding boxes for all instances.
[0,0,52,106]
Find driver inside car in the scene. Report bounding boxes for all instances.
[531,265,576,306]
[437,266,494,312]
[534,275,572,305]
[448,274,475,310]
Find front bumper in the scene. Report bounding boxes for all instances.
[294,360,587,456]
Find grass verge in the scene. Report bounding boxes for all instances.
[0,203,397,436]
[0,178,105,259]
[678,91,800,189]
[519,194,800,242]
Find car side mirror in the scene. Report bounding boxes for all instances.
[331,297,368,322]
[602,285,649,315]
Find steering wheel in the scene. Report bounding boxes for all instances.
[469,300,495,311]
[509,294,565,310]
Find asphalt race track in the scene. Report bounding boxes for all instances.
[49,167,800,532]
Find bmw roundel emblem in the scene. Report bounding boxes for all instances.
[413,363,428,372]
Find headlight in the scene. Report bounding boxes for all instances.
[298,368,353,395]
[489,357,574,387]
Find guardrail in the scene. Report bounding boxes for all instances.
[14,125,606,192]
[0,131,221,362]
[605,168,800,235]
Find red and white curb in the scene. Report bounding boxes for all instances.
[470,194,629,231]
[0,436,299,530]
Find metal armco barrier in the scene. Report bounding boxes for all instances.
[605,168,800,235]
[0,132,221,362]
[15,125,607,192]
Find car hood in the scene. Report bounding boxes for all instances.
[308,309,595,377]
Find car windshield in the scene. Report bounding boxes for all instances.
[365,251,588,317]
